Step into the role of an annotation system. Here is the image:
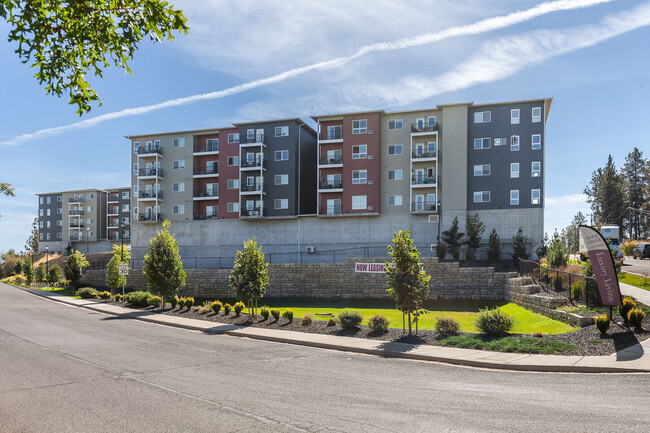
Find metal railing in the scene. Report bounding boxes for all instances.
[194,213,219,220]
[136,146,163,156]
[69,222,84,228]
[138,168,163,177]
[68,197,84,203]
[240,160,265,169]
[243,134,264,144]
[194,142,219,153]
[322,130,342,140]
[411,123,438,133]
[69,210,84,216]
[139,191,163,199]
[193,189,219,198]
[193,166,219,175]
[138,213,163,222]
[241,207,264,217]
[411,203,437,212]
[412,151,436,159]
[241,184,264,192]
[411,176,436,185]
[319,180,343,189]
[319,156,343,165]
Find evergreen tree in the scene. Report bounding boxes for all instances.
[441,217,465,260]
[23,255,33,285]
[142,220,186,307]
[106,244,130,294]
[47,265,61,286]
[229,238,269,315]
[486,229,502,263]
[546,231,569,268]
[25,217,39,253]
[564,212,587,253]
[385,230,431,335]
[511,227,530,265]
[464,213,485,261]
[35,263,45,283]
[535,232,549,260]
[584,155,627,229]
[622,148,648,240]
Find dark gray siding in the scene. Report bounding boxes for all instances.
[38,194,62,242]
[298,125,317,214]
[467,101,545,211]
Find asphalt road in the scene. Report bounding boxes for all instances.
[1,283,649,433]
[623,256,650,276]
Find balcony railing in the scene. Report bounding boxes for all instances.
[412,151,436,159]
[193,143,219,153]
[411,203,437,212]
[69,210,84,216]
[68,197,84,203]
[240,160,265,169]
[241,207,264,217]
[322,130,342,140]
[193,190,219,198]
[108,221,120,228]
[193,166,219,175]
[319,205,342,215]
[411,123,438,133]
[138,213,163,222]
[69,235,83,241]
[139,191,163,200]
[319,180,343,189]
[319,156,343,165]
[136,146,163,156]
[138,168,163,177]
[194,213,219,220]
[69,222,84,228]
[241,184,264,192]
[243,134,265,144]
[411,176,436,185]
[108,207,119,215]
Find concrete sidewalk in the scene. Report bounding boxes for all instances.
[15,286,650,374]
[620,282,650,306]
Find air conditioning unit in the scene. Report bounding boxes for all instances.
[306,246,316,254]
[368,130,375,134]
[368,180,374,185]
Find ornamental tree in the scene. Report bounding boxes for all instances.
[511,226,530,266]
[385,230,431,335]
[142,220,186,307]
[35,263,45,283]
[64,249,89,290]
[464,213,485,261]
[442,217,464,260]
[106,244,130,294]
[23,254,33,285]
[229,238,269,315]
[487,229,502,264]
[47,265,61,286]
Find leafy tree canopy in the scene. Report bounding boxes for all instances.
[229,238,269,314]
[143,220,185,306]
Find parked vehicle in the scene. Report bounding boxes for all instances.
[579,224,625,262]
[632,243,650,260]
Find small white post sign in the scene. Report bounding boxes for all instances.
[118,263,129,307]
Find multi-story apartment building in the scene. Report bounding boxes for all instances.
[106,188,132,243]
[128,98,550,265]
[37,188,131,254]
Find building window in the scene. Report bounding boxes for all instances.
[88,193,94,199]
[57,208,62,214]
[86,218,93,224]
[247,129,254,140]
[511,135,520,151]
[426,193,436,206]
[46,221,51,228]
[40,197,44,204]
[133,185,138,195]
[275,126,289,137]
[133,163,138,175]
[531,189,541,204]
[473,191,490,203]
[122,204,130,212]
[122,216,130,225]
[352,119,367,134]
[206,139,219,152]
[274,199,289,209]
[387,169,402,180]
[352,144,367,159]
[532,107,542,123]
[275,150,289,161]
[326,125,342,140]
[46,196,51,204]
[352,195,367,210]
[246,153,255,164]
[57,233,62,239]
[227,202,239,213]
[275,174,289,185]
[227,156,239,166]
[510,190,519,206]
[388,144,403,155]
[532,134,541,150]
[511,163,520,178]
[473,138,490,149]
[246,200,255,211]
[173,138,185,148]
[39,209,43,217]
[57,220,62,226]
[46,209,51,216]
[39,221,43,229]
[511,109,520,124]
[387,195,402,206]
[39,233,43,240]
[173,182,185,192]
[474,164,491,176]
[352,170,367,184]
[57,196,62,202]
[173,205,185,215]
[388,119,403,130]
[228,133,240,143]
[46,233,51,240]
[532,161,541,177]
[227,179,239,189]
[173,160,185,170]
[474,111,491,123]
[133,142,139,154]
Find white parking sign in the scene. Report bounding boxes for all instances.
[118,263,129,276]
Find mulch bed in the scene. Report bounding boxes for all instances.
[98,299,650,357]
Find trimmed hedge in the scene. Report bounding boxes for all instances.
[125,291,151,307]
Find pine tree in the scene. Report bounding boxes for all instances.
[35,263,45,283]
[441,217,465,260]
[546,231,569,268]
[23,255,34,285]
[487,229,502,263]
[25,217,39,254]
[229,238,269,315]
[622,148,648,240]
[564,212,587,253]
[464,213,485,261]
[584,155,627,229]
[385,230,431,335]
[511,227,530,265]
[143,220,186,307]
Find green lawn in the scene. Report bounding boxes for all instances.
[434,335,578,354]
[620,272,650,292]
[31,286,81,299]
[264,302,575,335]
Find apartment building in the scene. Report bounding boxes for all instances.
[37,188,131,254]
[106,188,132,242]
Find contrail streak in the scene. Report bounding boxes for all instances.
[0,0,615,146]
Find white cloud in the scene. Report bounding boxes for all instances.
[545,193,591,233]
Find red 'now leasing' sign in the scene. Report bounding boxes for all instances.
[354,263,395,273]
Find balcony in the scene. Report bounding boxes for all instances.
[193,166,219,177]
[411,203,438,213]
[108,207,119,216]
[240,184,265,195]
[69,234,83,241]
[193,190,219,200]
[319,205,342,216]
[240,160,265,171]
[107,193,120,203]
[411,123,439,134]
[241,134,265,147]
[320,130,343,143]
[68,197,84,204]
[138,168,163,179]
[411,151,437,160]
[107,220,120,228]
[139,191,163,201]
[241,207,264,218]
[318,156,343,167]
[193,142,219,155]
[69,210,84,216]
[411,176,436,187]
[194,213,219,221]
[319,180,343,192]
[69,221,84,229]
[138,213,163,223]
[136,146,163,157]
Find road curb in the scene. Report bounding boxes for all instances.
[11,284,650,374]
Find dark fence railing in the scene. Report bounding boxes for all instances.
[319,156,343,165]
[138,168,163,177]
[194,142,219,153]
[193,166,219,175]
[412,151,436,159]
[136,146,163,155]
[411,123,438,133]
[319,181,343,189]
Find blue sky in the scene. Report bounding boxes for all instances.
[1,0,650,252]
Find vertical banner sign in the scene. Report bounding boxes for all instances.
[578,225,622,306]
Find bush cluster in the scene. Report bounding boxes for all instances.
[223,303,232,315]
[435,316,460,335]
[281,309,294,323]
[595,314,610,334]
[76,287,98,299]
[148,295,162,307]
[618,297,636,322]
[326,318,336,327]
[125,291,151,307]
[570,281,584,301]
[474,308,515,336]
[211,300,222,314]
[170,296,179,308]
[628,308,646,328]
[184,297,195,309]
[114,293,123,302]
[260,306,270,320]
[337,309,363,330]
[368,315,390,333]
[270,309,280,321]
[198,301,212,314]
[98,291,111,300]
[234,301,245,316]
[301,313,313,326]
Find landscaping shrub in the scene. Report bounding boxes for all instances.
[270,308,280,321]
[148,295,162,307]
[178,297,186,309]
[114,293,123,302]
[281,309,294,323]
[98,291,111,300]
[326,318,336,327]
[570,281,584,301]
[435,316,460,335]
[260,306,270,320]
[170,296,179,308]
[464,249,473,262]
[618,297,636,321]
[184,297,194,309]
[436,244,447,260]
[223,303,232,315]
[76,287,98,299]
[474,308,515,336]
[196,301,211,314]
[368,315,390,333]
[125,291,152,307]
[595,314,610,334]
[628,308,646,328]
[211,300,222,314]
[301,314,313,326]
[234,301,245,316]
[337,309,363,330]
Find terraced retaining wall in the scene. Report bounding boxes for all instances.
[80,257,509,300]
